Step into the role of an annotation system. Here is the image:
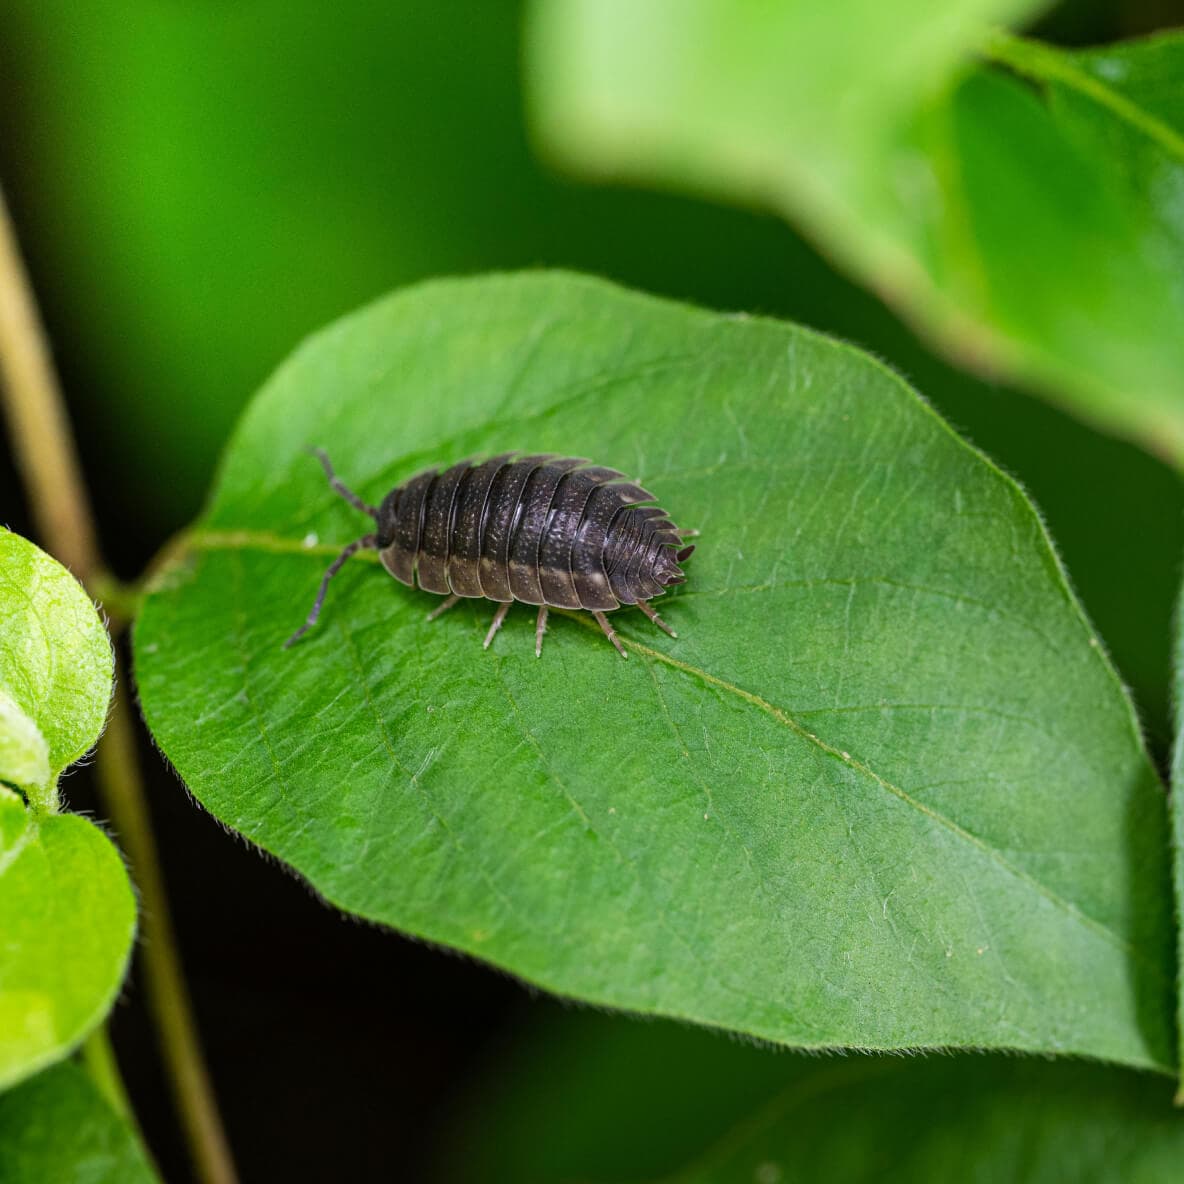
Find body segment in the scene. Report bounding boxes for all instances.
[285,451,694,656]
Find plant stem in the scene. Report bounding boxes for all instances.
[0,186,240,1184]
[98,671,240,1184]
[0,192,99,581]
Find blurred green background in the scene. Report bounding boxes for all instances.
[2,0,1181,743]
[2,0,1179,748]
[0,2,1180,1180]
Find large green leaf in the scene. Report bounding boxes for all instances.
[133,273,1174,1069]
[527,4,1184,463]
[0,530,135,1090]
[442,1008,1184,1183]
[0,1061,158,1184]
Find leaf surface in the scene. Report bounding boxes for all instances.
[0,1061,158,1183]
[0,531,135,1089]
[0,790,136,1089]
[134,273,1174,1068]
[527,4,1184,462]
[0,528,113,810]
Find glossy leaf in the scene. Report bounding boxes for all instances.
[443,1007,1184,1184]
[0,1061,158,1184]
[134,273,1174,1069]
[527,4,1184,463]
[0,531,135,1089]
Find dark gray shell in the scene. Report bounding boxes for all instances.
[374,455,691,611]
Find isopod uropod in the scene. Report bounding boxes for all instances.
[285,449,696,657]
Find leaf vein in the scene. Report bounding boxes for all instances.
[605,630,1167,986]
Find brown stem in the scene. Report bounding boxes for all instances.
[98,662,239,1184]
[0,185,239,1184]
[0,190,99,581]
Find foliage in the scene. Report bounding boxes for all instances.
[135,272,1173,1070]
[528,2,1184,463]
[0,530,135,1091]
[444,1007,1184,1183]
[3,1,1184,1177]
[6,1,1179,742]
[0,1061,158,1184]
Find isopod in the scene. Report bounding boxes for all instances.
[284,449,695,657]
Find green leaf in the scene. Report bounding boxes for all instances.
[0,1061,158,1184]
[665,1061,1184,1183]
[443,1008,1184,1184]
[0,788,136,1090]
[133,272,1174,1070]
[439,1008,806,1184]
[0,527,114,810]
[526,4,1184,463]
[0,530,134,1089]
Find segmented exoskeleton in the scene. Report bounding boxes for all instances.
[285,450,696,657]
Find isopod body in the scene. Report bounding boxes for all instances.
[285,451,696,657]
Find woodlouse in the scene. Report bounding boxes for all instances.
[284,450,696,657]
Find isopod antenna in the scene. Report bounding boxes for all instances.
[309,446,380,518]
[284,448,381,647]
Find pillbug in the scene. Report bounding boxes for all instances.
[285,449,696,657]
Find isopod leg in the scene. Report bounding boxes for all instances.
[426,593,461,621]
[637,599,677,638]
[283,533,377,648]
[677,528,700,539]
[593,610,628,659]
[535,606,548,658]
[483,602,511,650]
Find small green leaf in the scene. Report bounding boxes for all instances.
[0,527,114,810]
[444,1010,1184,1184]
[0,788,136,1090]
[0,1061,158,1184]
[134,273,1174,1070]
[526,4,1184,463]
[0,531,134,1089]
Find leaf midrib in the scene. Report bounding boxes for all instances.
[164,528,1169,996]
[606,626,1167,987]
